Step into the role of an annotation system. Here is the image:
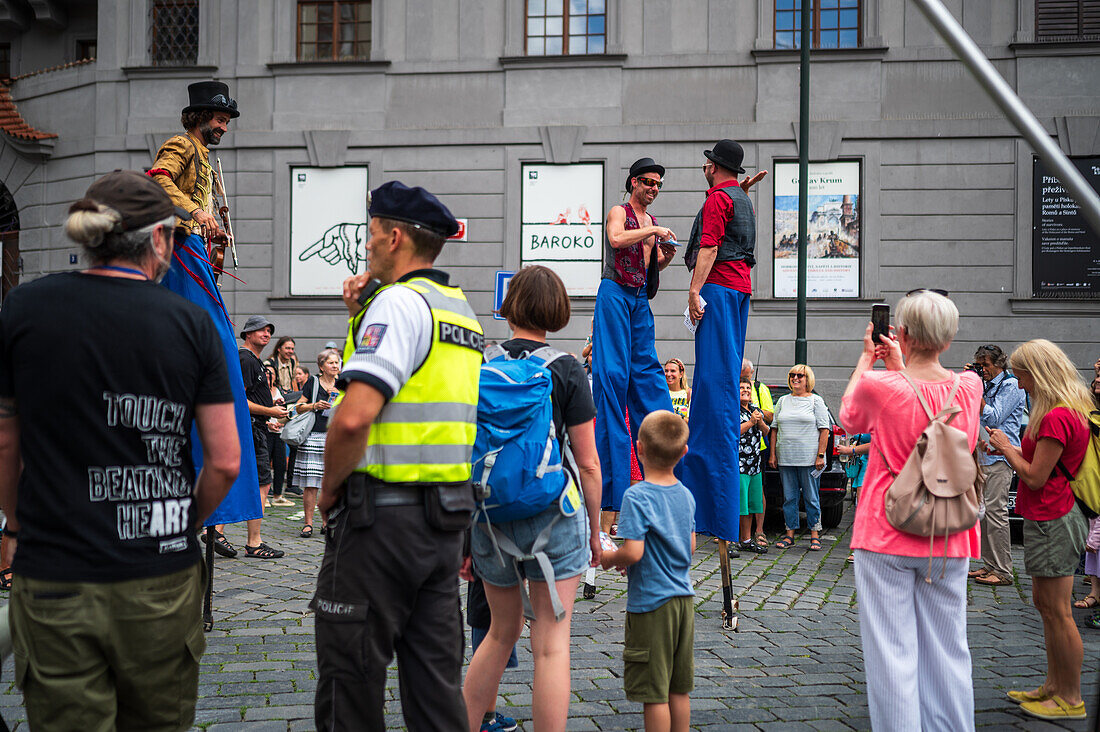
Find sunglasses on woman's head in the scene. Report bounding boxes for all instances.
[905,288,949,297]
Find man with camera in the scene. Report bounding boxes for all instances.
[968,344,1027,586]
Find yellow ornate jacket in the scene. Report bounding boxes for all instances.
[149,132,212,232]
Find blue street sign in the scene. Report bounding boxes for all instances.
[493,270,515,320]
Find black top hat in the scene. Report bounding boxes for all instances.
[183,81,240,119]
[704,140,746,175]
[625,157,665,191]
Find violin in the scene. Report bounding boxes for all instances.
[205,157,238,282]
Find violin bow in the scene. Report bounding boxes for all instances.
[214,157,238,269]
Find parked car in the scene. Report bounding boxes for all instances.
[761,385,849,530]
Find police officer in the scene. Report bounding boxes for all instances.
[312,181,483,731]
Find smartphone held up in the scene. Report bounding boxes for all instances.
[871,303,890,346]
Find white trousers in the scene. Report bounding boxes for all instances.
[854,549,975,732]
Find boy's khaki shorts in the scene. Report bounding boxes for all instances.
[623,595,694,703]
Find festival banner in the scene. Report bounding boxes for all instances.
[1032,156,1100,298]
[773,161,861,299]
[290,166,369,296]
[521,163,604,296]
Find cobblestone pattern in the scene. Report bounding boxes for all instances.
[0,502,1096,730]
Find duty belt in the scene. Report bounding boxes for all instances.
[346,473,425,506]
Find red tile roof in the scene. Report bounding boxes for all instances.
[0,83,57,142]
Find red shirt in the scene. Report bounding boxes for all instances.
[700,179,752,294]
[1017,407,1090,521]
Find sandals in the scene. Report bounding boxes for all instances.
[975,574,1013,587]
[0,567,11,591]
[1019,695,1087,720]
[775,536,795,549]
[968,567,991,579]
[755,534,769,549]
[1007,686,1049,703]
[1073,595,1100,609]
[244,542,285,559]
[808,537,823,551]
[201,529,238,558]
[299,525,313,538]
[1085,613,1100,630]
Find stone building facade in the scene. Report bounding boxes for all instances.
[1,0,1098,406]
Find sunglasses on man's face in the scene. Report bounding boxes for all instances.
[636,176,663,190]
[906,288,949,297]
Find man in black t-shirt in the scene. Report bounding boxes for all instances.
[227,315,287,559]
[0,170,240,730]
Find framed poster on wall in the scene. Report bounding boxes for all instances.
[289,166,369,296]
[1032,156,1100,298]
[773,160,861,299]
[520,162,604,296]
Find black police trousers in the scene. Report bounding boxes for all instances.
[312,501,467,731]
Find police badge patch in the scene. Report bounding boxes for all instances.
[356,323,388,354]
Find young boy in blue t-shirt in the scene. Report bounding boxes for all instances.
[601,410,696,732]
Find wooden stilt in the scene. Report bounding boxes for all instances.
[718,540,739,632]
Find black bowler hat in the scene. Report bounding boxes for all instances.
[625,157,665,191]
[183,81,240,119]
[704,139,746,175]
[369,181,459,238]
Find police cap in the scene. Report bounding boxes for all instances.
[368,181,459,238]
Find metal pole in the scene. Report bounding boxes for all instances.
[795,0,811,365]
[911,0,1100,237]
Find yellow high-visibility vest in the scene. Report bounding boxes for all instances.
[342,276,483,485]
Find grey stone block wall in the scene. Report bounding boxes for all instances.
[1,0,1098,410]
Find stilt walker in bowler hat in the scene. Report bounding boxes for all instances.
[592,158,679,517]
[681,140,764,627]
[148,82,263,568]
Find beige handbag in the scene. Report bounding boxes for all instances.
[880,373,984,581]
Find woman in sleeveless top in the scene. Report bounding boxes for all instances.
[664,358,691,420]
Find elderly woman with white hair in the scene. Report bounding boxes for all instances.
[839,289,983,731]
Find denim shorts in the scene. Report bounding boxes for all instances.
[471,502,591,587]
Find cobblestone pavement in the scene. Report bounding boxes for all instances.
[1,500,1097,730]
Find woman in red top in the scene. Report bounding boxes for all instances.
[988,339,1091,721]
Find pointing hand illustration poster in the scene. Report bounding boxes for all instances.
[290,166,369,296]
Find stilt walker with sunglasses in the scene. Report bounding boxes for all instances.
[681,140,765,629]
[592,158,679,520]
[148,82,263,616]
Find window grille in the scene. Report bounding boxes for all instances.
[298,2,372,62]
[149,0,199,66]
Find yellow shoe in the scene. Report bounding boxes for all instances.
[1019,696,1086,720]
[1006,687,1048,703]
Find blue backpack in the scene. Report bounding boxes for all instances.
[472,344,580,621]
[472,345,570,522]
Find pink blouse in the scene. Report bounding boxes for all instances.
[840,369,984,558]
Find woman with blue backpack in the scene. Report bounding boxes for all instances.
[462,265,602,732]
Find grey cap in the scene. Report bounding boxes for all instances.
[324,341,339,349]
[239,315,275,340]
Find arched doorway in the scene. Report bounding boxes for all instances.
[0,181,18,301]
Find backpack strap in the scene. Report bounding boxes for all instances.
[898,372,936,422]
[899,372,962,424]
[483,344,506,363]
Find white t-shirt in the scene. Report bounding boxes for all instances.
[339,283,433,400]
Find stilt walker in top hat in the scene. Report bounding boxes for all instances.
[148,82,264,625]
[681,140,764,629]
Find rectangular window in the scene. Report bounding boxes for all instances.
[775,0,860,50]
[1035,0,1100,41]
[526,0,606,56]
[77,39,97,61]
[297,1,371,62]
[148,0,199,67]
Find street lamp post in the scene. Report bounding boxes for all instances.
[795,0,811,365]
